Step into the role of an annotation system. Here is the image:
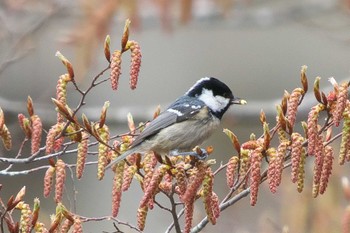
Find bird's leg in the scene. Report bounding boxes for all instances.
[168,147,208,160]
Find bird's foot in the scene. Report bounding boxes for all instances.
[169,147,208,160]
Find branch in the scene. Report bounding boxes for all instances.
[191,188,250,233]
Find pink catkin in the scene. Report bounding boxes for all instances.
[140,166,166,208]
[291,133,303,183]
[184,199,195,233]
[18,113,31,138]
[31,115,42,155]
[76,133,89,179]
[45,123,63,155]
[43,166,55,198]
[129,41,141,90]
[250,148,262,206]
[174,163,187,195]
[122,165,137,192]
[312,134,325,198]
[112,161,125,217]
[287,88,303,128]
[319,146,334,194]
[340,113,350,165]
[211,192,220,220]
[110,50,122,90]
[56,74,70,123]
[181,163,207,203]
[72,217,83,233]
[226,156,239,188]
[55,159,66,203]
[307,104,325,156]
[137,206,148,231]
[333,82,349,127]
[275,142,288,187]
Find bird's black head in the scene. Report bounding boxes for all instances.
[186,77,245,119]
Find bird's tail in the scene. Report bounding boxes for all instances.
[104,147,138,170]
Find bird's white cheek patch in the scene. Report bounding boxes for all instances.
[199,89,230,113]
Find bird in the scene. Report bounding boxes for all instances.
[106,77,246,169]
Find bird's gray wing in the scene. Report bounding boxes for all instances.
[130,99,205,148]
[130,110,178,148]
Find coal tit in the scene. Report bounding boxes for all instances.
[106,77,246,168]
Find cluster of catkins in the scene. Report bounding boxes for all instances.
[108,112,220,232]
[0,19,142,232]
[1,19,350,232]
[3,186,82,233]
[225,66,350,207]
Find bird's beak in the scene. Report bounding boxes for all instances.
[231,97,247,105]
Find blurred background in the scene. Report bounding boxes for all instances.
[1,0,350,232]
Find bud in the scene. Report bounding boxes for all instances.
[281,91,289,115]
[0,124,12,150]
[223,128,240,154]
[104,35,111,62]
[52,98,76,123]
[313,76,322,103]
[82,114,92,134]
[27,96,34,117]
[14,186,26,204]
[18,113,32,138]
[121,19,131,52]
[31,198,40,229]
[55,51,74,80]
[300,65,308,93]
[276,105,287,131]
[99,101,110,128]
[263,122,271,150]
